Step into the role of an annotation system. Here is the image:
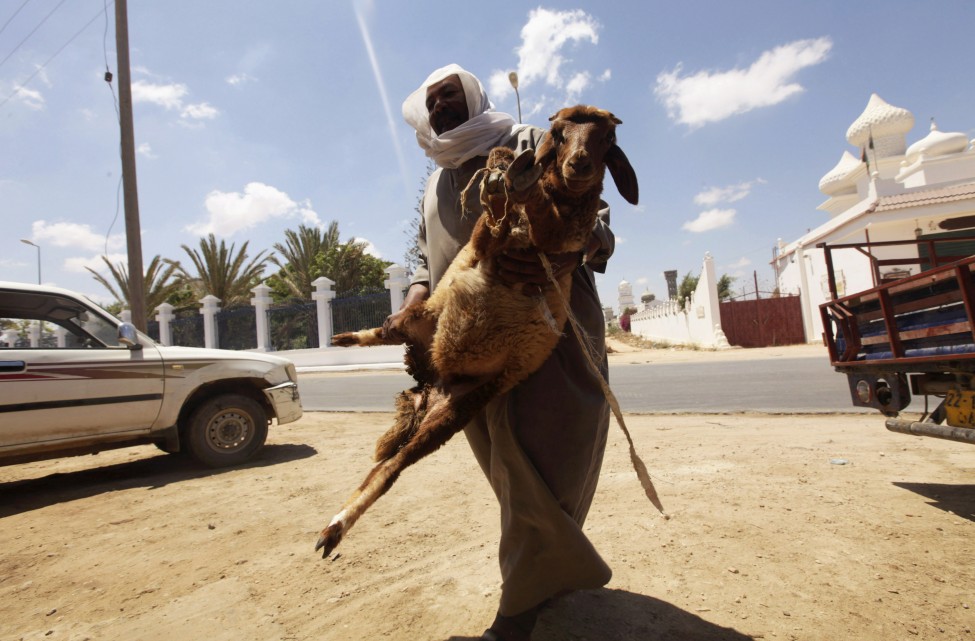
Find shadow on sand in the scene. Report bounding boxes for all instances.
[892,481,975,522]
[0,443,317,518]
[445,587,755,641]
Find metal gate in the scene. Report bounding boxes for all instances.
[719,295,805,348]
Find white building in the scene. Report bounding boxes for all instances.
[617,279,635,313]
[774,94,975,343]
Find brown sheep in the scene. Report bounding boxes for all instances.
[316,105,639,558]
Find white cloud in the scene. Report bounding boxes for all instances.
[682,208,736,232]
[726,257,752,269]
[352,237,382,259]
[132,77,219,124]
[31,220,125,253]
[187,182,321,237]
[0,258,28,268]
[655,37,832,128]
[181,102,219,120]
[488,8,602,110]
[132,80,188,110]
[64,253,127,274]
[137,142,156,158]
[565,72,591,103]
[13,85,45,110]
[226,73,255,86]
[694,179,765,206]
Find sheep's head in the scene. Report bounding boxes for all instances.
[535,105,639,205]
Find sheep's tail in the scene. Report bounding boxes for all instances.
[537,253,668,519]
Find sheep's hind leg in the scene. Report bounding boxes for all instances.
[315,378,501,558]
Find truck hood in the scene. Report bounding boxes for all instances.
[153,345,296,370]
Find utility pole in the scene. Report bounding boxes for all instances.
[114,0,146,330]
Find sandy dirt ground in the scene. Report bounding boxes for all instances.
[2,345,974,640]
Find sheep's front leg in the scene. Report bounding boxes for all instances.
[332,302,437,348]
[331,327,385,347]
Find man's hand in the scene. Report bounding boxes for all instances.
[496,248,584,290]
[383,283,429,342]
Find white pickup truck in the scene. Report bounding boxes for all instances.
[0,281,302,467]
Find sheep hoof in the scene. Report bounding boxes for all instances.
[316,523,344,558]
[485,169,505,194]
[507,148,544,194]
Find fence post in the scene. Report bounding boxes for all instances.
[200,295,221,349]
[385,264,409,313]
[1,328,19,347]
[155,303,174,346]
[251,284,272,352]
[312,276,336,348]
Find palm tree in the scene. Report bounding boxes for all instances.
[268,222,341,299]
[174,234,269,306]
[717,274,736,301]
[316,239,391,294]
[86,254,183,319]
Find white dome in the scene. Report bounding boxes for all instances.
[819,150,862,196]
[846,94,914,157]
[904,120,970,163]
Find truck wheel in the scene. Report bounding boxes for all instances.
[185,394,268,467]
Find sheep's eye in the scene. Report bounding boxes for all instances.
[551,130,564,144]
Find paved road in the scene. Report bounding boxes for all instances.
[296,355,925,414]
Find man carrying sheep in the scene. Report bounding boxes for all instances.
[392,64,616,641]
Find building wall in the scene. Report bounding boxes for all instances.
[630,253,728,348]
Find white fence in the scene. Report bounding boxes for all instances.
[146,265,410,351]
[629,253,730,349]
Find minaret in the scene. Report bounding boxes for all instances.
[618,279,634,313]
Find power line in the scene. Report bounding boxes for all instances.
[0,3,111,111]
[0,0,69,70]
[0,0,35,39]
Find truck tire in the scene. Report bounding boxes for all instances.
[185,393,268,468]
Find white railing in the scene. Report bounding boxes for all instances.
[148,263,410,351]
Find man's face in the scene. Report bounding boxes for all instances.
[425,74,469,135]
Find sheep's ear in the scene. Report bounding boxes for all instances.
[607,145,639,205]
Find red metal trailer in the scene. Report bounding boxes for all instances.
[819,237,975,444]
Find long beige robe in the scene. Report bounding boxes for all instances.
[412,126,614,615]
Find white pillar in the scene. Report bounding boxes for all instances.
[200,295,221,349]
[54,325,67,348]
[1,328,19,348]
[312,276,336,348]
[701,252,723,347]
[29,321,40,347]
[797,244,814,344]
[251,284,272,352]
[155,302,174,346]
[384,264,410,313]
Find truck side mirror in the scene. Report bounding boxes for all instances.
[118,323,143,350]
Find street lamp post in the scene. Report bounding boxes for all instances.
[508,71,522,124]
[20,239,40,284]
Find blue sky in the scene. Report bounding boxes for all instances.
[3,0,975,310]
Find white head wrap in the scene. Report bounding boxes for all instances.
[402,63,523,169]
